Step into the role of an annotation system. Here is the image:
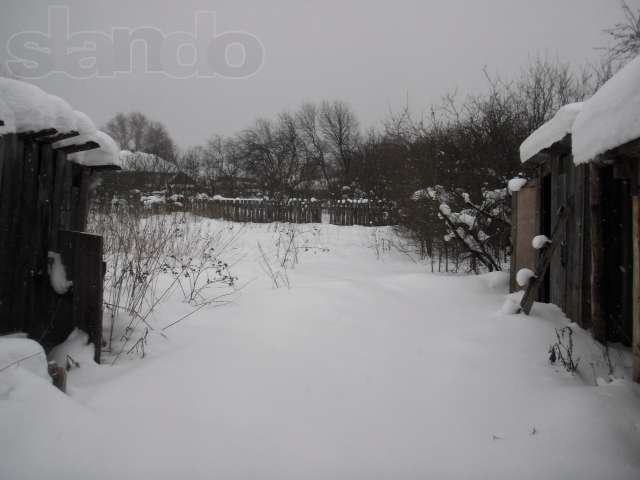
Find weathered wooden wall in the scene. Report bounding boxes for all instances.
[0,133,103,359]
[546,153,591,327]
[511,147,591,328]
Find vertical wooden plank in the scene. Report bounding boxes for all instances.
[76,169,91,231]
[35,143,56,343]
[510,188,519,292]
[572,164,586,327]
[633,196,640,383]
[59,230,104,363]
[0,133,4,201]
[11,139,36,334]
[512,184,539,291]
[590,163,606,342]
[0,134,18,330]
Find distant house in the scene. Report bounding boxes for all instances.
[511,56,640,382]
[95,169,199,203]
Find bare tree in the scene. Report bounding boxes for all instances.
[177,146,204,181]
[104,112,177,163]
[239,113,312,198]
[296,102,330,187]
[120,151,177,173]
[516,56,588,132]
[319,100,361,184]
[603,1,640,66]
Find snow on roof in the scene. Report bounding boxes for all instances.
[572,55,640,164]
[0,77,52,133]
[520,103,583,162]
[0,97,15,135]
[73,110,96,135]
[0,77,120,167]
[66,131,122,168]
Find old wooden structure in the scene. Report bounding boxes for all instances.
[512,108,640,382]
[0,128,118,362]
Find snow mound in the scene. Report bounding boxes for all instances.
[532,235,551,250]
[516,268,535,287]
[500,296,521,315]
[520,102,583,162]
[507,177,527,193]
[479,271,509,292]
[573,55,640,164]
[0,337,49,381]
[47,251,73,295]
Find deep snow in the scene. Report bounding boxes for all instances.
[1,220,639,480]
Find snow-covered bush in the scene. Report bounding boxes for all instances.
[403,185,511,273]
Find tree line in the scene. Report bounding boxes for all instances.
[101,1,640,270]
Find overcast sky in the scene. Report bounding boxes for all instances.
[0,0,633,148]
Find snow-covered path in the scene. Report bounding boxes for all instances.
[2,223,640,479]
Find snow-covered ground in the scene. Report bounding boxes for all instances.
[1,220,640,479]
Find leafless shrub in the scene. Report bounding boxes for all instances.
[549,327,580,373]
[87,206,238,363]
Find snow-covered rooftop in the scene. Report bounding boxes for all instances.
[572,55,640,164]
[520,102,583,163]
[0,77,120,168]
[66,131,122,168]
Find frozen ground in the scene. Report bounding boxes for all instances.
[1,220,640,479]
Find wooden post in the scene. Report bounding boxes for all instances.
[633,195,640,383]
[590,163,607,342]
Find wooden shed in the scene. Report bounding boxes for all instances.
[0,80,120,363]
[511,60,640,382]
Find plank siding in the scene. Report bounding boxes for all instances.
[0,133,107,361]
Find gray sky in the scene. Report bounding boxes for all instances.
[0,0,633,149]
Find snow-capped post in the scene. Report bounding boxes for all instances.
[531,235,551,250]
[516,268,536,287]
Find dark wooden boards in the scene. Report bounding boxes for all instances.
[520,206,570,315]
